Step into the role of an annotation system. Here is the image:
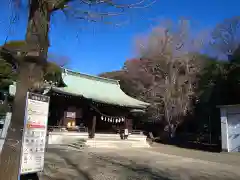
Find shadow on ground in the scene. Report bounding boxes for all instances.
[89,152,171,180]
[40,148,172,180]
[20,173,39,180]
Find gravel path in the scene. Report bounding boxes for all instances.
[39,145,240,180]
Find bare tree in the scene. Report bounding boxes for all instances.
[0,0,156,179]
[211,16,240,59]
[134,19,206,137]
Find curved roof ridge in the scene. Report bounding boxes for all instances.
[53,68,150,108]
[63,68,120,85]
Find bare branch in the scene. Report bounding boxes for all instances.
[50,0,156,12]
[78,0,156,9]
[48,0,73,11]
[132,18,206,131]
[101,0,157,9]
[62,8,130,26]
[211,16,240,57]
[56,0,156,27]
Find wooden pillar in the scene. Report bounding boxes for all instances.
[90,116,96,138]
[124,119,128,130]
[128,119,133,133]
[124,119,133,133]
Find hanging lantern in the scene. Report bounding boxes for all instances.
[101,116,103,120]
[115,118,118,123]
[122,117,125,122]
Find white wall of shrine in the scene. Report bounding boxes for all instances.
[220,105,240,152]
[47,131,150,148]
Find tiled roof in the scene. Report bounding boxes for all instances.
[52,69,149,108]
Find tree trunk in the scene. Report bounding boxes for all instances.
[0,63,43,179]
[25,0,50,63]
[0,0,50,179]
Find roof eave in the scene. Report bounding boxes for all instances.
[51,87,148,109]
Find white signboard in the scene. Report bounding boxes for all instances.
[20,92,50,174]
[66,112,76,118]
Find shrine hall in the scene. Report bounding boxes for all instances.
[9,69,150,148]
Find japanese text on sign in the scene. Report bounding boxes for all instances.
[20,92,50,174]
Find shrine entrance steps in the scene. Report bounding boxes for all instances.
[84,138,150,149]
[48,132,150,149]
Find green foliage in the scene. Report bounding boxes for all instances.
[44,61,62,84]
[3,40,27,50]
[0,57,17,90]
[0,40,64,90]
[198,59,227,102]
[198,53,240,106]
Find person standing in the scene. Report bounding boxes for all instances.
[124,128,128,139]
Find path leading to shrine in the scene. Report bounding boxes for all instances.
[39,145,240,180]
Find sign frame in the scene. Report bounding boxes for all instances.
[19,92,50,175]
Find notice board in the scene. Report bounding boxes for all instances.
[20,92,50,174]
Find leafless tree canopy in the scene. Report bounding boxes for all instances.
[126,19,207,135]
[211,16,240,58]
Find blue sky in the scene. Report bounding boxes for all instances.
[0,0,239,75]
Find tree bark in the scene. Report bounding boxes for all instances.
[0,63,43,179]
[25,0,50,63]
[0,0,50,179]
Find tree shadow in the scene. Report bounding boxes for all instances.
[20,173,39,180]
[88,152,172,180]
[43,149,94,180]
[39,174,66,180]
[45,147,173,180]
[61,155,94,180]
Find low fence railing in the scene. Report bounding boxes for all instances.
[131,130,143,135]
[47,126,144,135]
[48,126,88,132]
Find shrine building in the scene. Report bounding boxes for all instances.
[9,69,150,148]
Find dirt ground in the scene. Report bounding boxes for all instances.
[39,145,240,180]
[150,143,240,166]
